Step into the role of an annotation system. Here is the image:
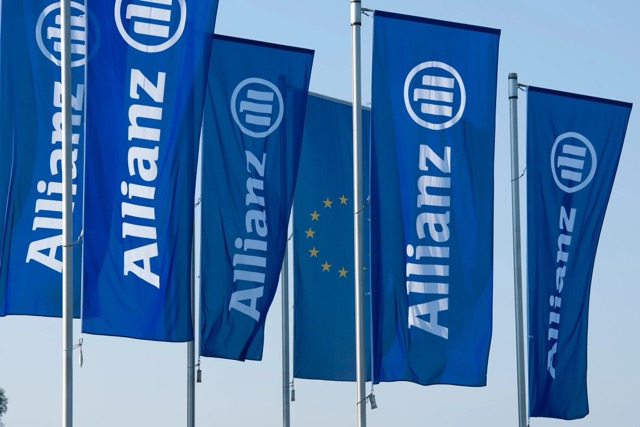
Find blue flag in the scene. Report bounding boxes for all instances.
[370,11,499,385]
[527,87,632,419]
[82,0,219,341]
[0,0,86,317]
[292,94,371,381]
[199,35,313,361]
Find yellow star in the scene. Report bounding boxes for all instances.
[323,198,333,208]
[339,195,348,205]
[309,247,319,258]
[305,227,315,238]
[321,261,331,272]
[310,210,320,221]
[338,267,348,278]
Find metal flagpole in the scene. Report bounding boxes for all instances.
[508,73,528,427]
[60,0,74,426]
[350,1,366,427]
[188,125,205,427]
[187,234,196,427]
[281,215,292,427]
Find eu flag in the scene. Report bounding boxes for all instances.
[527,87,632,419]
[293,94,371,381]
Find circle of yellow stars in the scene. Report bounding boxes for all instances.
[304,194,350,279]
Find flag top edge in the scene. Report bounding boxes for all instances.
[309,92,372,112]
[213,33,315,56]
[81,331,193,343]
[2,312,81,319]
[528,86,633,110]
[374,10,501,36]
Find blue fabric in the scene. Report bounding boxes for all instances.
[199,35,313,361]
[0,0,85,317]
[82,0,218,341]
[370,11,499,385]
[292,94,371,381]
[527,87,632,419]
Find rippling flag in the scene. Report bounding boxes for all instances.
[527,87,632,419]
[371,11,499,385]
[199,35,313,361]
[293,94,371,381]
[82,0,219,341]
[0,0,86,317]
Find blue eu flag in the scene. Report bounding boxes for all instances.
[293,94,371,381]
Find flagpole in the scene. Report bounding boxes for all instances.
[508,73,528,427]
[60,0,74,426]
[187,233,196,427]
[188,124,205,427]
[281,216,292,427]
[350,1,367,427]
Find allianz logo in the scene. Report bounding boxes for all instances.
[404,61,466,131]
[550,132,597,193]
[231,78,284,139]
[115,0,186,53]
[36,1,87,67]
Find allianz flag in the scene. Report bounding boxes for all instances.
[82,0,219,341]
[527,87,632,419]
[293,94,371,381]
[199,35,313,361]
[371,11,499,385]
[0,0,86,317]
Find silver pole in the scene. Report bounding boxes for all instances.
[281,216,291,427]
[508,73,528,427]
[187,234,196,427]
[350,1,366,427]
[60,0,74,426]
[188,124,205,427]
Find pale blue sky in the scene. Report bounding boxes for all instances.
[1,0,639,426]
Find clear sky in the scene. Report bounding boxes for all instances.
[1,0,639,426]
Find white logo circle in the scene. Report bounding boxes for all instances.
[550,132,598,193]
[404,61,466,131]
[231,78,284,139]
[114,0,186,53]
[36,2,88,67]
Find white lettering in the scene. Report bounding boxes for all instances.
[228,150,270,321]
[120,67,166,289]
[246,151,266,177]
[26,81,83,272]
[547,205,579,379]
[127,146,159,182]
[229,287,264,321]
[26,236,62,272]
[124,243,160,288]
[407,143,452,339]
[418,144,451,174]
[130,70,166,103]
[408,299,449,339]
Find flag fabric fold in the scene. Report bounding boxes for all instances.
[82,0,219,341]
[292,93,371,381]
[527,86,632,419]
[370,11,499,385]
[0,0,85,317]
[199,35,313,361]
